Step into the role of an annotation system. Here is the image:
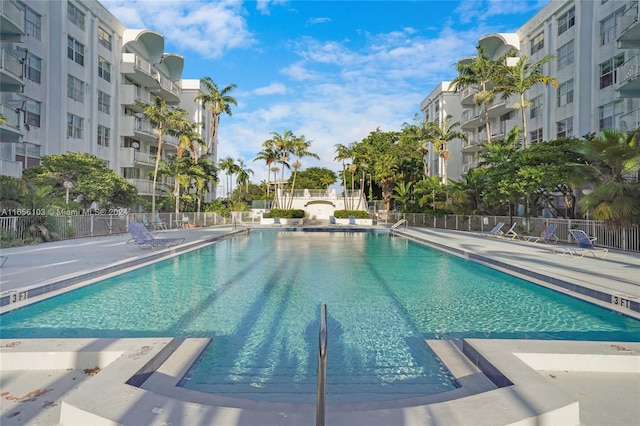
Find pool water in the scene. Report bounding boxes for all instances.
[1,232,639,403]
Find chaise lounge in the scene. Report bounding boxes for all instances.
[551,229,608,258]
[127,221,185,250]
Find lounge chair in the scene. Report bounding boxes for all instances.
[142,217,151,229]
[182,216,190,228]
[552,229,608,258]
[498,223,518,240]
[348,215,356,226]
[272,217,282,227]
[524,224,559,244]
[127,221,184,250]
[476,222,504,237]
[155,217,168,230]
[329,216,337,225]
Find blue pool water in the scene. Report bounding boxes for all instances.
[1,232,639,403]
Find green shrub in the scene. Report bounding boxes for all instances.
[264,209,305,219]
[333,210,370,219]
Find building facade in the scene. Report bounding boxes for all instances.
[422,0,640,181]
[0,0,214,201]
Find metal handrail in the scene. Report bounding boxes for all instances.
[390,218,407,231]
[233,219,250,232]
[316,303,327,426]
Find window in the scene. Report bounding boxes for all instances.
[599,102,621,130]
[530,96,543,119]
[558,7,575,35]
[97,125,110,147]
[557,79,574,107]
[600,54,625,88]
[67,113,84,139]
[67,36,84,66]
[24,54,41,84]
[98,27,112,51]
[531,33,544,54]
[530,128,543,144]
[557,40,574,69]
[67,3,85,30]
[122,168,140,179]
[20,3,41,40]
[67,75,84,102]
[600,9,624,45]
[98,90,111,114]
[24,100,41,128]
[556,117,573,138]
[98,57,111,82]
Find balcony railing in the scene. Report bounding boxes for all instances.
[0,158,22,178]
[619,108,640,131]
[0,104,20,128]
[0,48,24,79]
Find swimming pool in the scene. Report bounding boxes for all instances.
[1,232,639,403]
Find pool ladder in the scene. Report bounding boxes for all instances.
[233,219,250,233]
[316,303,327,426]
[390,218,407,232]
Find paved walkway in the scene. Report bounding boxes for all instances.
[0,224,639,425]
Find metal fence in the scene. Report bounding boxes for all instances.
[0,212,227,244]
[383,213,640,252]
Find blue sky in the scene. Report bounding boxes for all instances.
[104,0,548,183]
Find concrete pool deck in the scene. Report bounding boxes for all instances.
[0,224,639,425]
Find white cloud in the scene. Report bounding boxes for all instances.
[253,83,287,95]
[104,0,255,59]
[306,17,331,26]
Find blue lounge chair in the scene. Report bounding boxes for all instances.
[476,222,504,237]
[524,224,559,244]
[127,221,184,250]
[552,229,608,258]
[348,215,356,226]
[142,217,151,229]
[272,217,282,227]
[329,216,337,225]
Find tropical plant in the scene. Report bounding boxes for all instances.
[235,158,254,199]
[265,130,295,207]
[254,140,278,197]
[218,156,237,199]
[287,135,318,208]
[423,115,466,184]
[573,129,640,225]
[449,45,512,144]
[393,181,414,212]
[334,143,354,209]
[493,54,558,148]
[195,77,237,152]
[141,97,188,217]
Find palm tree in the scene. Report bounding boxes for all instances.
[574,129,640,225]
[195,77,237,152]
[142,97,188,218]
[266,130,295,207]
[254,140,278,198]
[172,120,206,216]
[450,45,510,144]
[493,54,558,148]
[235,158,254,198]
[287,135,318,208]
[218,156,236,199]
[423,115,466,184]
[334,143,353,209]
[374,153,397,220]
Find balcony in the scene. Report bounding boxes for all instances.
[485,97,518,118]
[619,108,640,131]
[127,178,169,196]
[617,54,640,97]
[121,53,160,89]
[459,86,478,106]
[0,158,22,178]
[0,48,24,92]
[153,74,181,104]
[0,104,22,143]
[460,107,483,130]
[618,1,640,49]
[0,1,25,42]
[119,148,157,168]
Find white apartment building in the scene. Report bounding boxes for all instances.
[0,0,214,201]
[422,0,640,181]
